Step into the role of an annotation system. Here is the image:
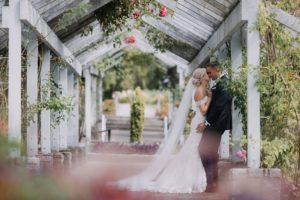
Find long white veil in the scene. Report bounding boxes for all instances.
[117,79,194,190]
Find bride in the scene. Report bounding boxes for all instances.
[115,68,212,193]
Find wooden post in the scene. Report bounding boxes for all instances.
[98,72,103,116]
[26,33,38,157]
[67,72,75,148]
[91,76,97,125]
[231,30,244,162]
[245,0,261,168]
[84,70,92,143]
[73,77,80,147]
[101,115,106,142]
[51,66,60,152]
[59,67,68,150]
[40,46,51,154]
[7,0,22,157]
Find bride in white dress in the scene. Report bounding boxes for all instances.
[116,68,212,193]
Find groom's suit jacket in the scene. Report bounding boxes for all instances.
[205,76,232,133]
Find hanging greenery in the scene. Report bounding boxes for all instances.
[94,0,165,36]
[93,0,174,47]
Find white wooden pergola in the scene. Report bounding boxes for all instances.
[0,0,299,169]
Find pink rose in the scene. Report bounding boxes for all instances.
[159,7,167,17]
[236,149,247,159]
[124,35,136,44]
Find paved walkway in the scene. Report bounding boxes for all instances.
[70,153,228,200]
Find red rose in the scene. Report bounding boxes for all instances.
[159,7,167,17]
[132,11,141,19]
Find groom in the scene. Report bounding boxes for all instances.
[197,61,232,192]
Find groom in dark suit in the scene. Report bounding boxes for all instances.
[197,61,232,192]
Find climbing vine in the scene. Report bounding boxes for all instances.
[223,3,300,196]
[27,73,73,128]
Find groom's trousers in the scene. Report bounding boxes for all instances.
[198,129,223,185]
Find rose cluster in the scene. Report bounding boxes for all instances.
[124,35,136,44]
[159,7,167,17]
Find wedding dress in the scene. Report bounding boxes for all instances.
[115,80,207,193]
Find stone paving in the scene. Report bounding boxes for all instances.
[68,152,288,200]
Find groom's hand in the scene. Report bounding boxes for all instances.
[196,123,206,133]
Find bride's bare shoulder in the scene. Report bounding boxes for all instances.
[194,86,205,101]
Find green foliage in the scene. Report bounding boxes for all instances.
[130,87,145,143]
[263,0,300,17]
[94,0,162,37]
[262,137,295,168]
[54,3,91,32]
[27,74,73,128]
[98,48,166,98]
[224,5,300,193]
[257,7,300,190]
[144,26,175,52]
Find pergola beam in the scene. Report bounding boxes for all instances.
[19,0,82,75]
[142,16,203,49]
[64,21,103,55]
[189,1,246,71]
[268,5,300,34]
[82,30,190,70]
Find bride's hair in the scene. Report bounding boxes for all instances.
[191,68,206,87]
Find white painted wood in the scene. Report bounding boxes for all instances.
[1,6,9,28]
[59,67,68,150]
[91,76,97,125]
[78,41,128,65]
[142,16,203,49]
[84,70,92,143]
[81,30,190,71]
[220,130,230,159]
[185,0,225,19]
[64,21,103,55]
[268,5,300,34]
[40,45,51,154]
[72,76,80,147]
[101,114,106,142]
[6,0,22,157]
[80,29,189,69]
[176,2,217,29]
[20,0,82,75]
[67,71,75,148]
[172,14,211,40]
[51,66,60,152]
[231,30,244,162]
[245,0,261,169]
[98,74,103,116]
[177,67,185,89]
[168,91,174,121]
[189,2,246,72]
[26,33,38,157]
